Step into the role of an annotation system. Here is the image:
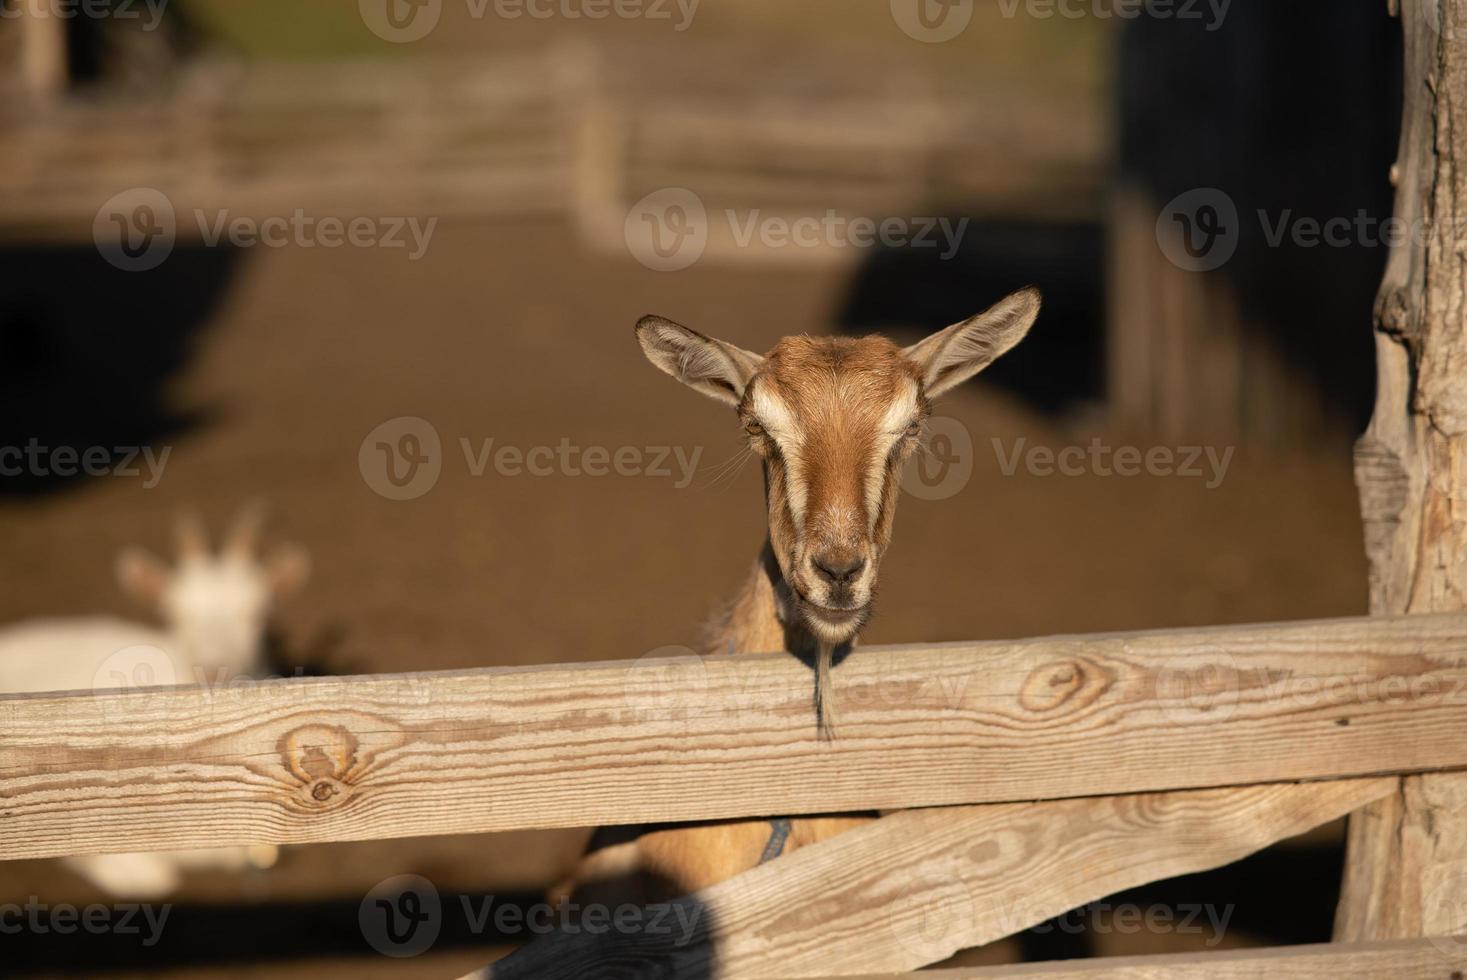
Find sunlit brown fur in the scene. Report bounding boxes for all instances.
[744,336,926,638]
[552,337,926,907]
[555,291,1039,910]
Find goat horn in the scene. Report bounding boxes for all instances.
[225,500,269,557]
[175,510,209,560]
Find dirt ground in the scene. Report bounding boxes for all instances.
[0,218,1369,976]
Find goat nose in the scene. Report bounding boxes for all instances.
[812,554,866,585]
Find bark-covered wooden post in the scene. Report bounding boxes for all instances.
[1335,0,1467,942]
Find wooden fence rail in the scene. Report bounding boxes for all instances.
[845,938,1467,979]
[0,42,1105,244]
[476,779,1395,978]
[1,612,1465,861]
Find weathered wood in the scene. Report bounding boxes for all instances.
[844,937,1467,978]
[0,614,1463,861]
[1337,0,1467,941]
[1337,775,1467,940]
[474,779,1394,979]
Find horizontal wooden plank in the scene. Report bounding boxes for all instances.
[1,613,1465,859]
[853,938,1467,978]
[476,778,1395,978]
[2,41,1106,236]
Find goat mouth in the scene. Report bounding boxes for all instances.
[798,597,869,618]
[790,584,853,612]
[807,601,863,614]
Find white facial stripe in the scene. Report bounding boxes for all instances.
[787,464,809,531]
[864,380,919,530]
[750,382,799,445]
[751,382,807,528]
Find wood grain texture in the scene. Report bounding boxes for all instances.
[473,779,1395,979]
[846,938,1467,978]
[1,614,1465,860]
[1337,773,1467,940]
[1337,0,1467,941]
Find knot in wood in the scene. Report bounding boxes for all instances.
[1377,287,1412,337]
[1019,655,1109,714]
[277,723,360,810]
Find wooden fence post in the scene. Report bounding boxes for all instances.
[16,0,68,98]
[1335,0,1467,943]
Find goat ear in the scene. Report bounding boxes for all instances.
[635,315,764,408]
[265,545,310,597]
[903,288,1041,399]
[117,548,171,603]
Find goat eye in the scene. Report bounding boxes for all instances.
[745,422,764,436]
[904,421,922,438]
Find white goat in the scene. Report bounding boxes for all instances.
[0,507,309,899]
